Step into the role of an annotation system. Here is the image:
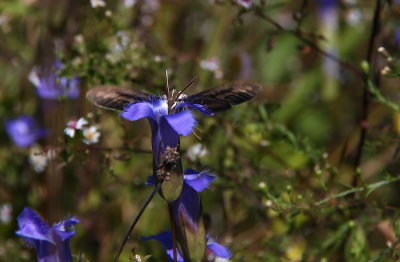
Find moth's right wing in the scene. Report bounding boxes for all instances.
[86,86,150,111]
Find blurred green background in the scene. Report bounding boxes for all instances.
[2,0,400,261]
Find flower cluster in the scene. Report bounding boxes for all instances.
[200,57,224,79]
[64,116,101,145]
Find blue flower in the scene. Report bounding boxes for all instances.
[318,0,337,15]
[146,169,215,226]
[15,208,79,262]
[120,97,213,163]
[143,231,232,262]
[171,169,215,230]
[29,63,80,100]
[5,115,47,148]
[146,169,221,261]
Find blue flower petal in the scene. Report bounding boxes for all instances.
[142,231,184,262]
[120,102,158,122]
[173,183,200,229]
[5,115,45,148]
[66,78,80,99]
[164,110,196,136]
[145,176,155,186]
[52,217,79,242]
[15,208,53,244]
[176,102,214,116]
[183,169,216,193]
[15,208,79,262]
[207,240,232,259]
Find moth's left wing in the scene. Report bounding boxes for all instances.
[188,81,262,112]
[86,86,150,111]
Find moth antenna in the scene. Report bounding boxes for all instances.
[176,77,197,103]
[165,70,170,97]
[192,130,202,141]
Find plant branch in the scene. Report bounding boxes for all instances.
[253,9,364,77]
[114,182,162,262]
[352,0,382,186]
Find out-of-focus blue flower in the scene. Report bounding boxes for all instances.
[29,63,80,100]
[4,115,47,148]
[143,231,232,262]
[121,97,212,163]
[395,28,400,45]
[318,0,337,15]
[15,208,79,262]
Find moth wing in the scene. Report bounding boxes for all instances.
[188,81,262,112]
[86,86,150,111]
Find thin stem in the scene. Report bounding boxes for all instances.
[253,10,363,77]
[352,0,382,186]
[114,182,162,262]
[168,203,178,262]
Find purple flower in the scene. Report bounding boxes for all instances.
[318,0,338,15]
[143,231,231,262]
[29,63,80,100]
[172,169,215,230]
[5,115,47,148]
[237,0,252,9]
[15,208,79,262]
[121,97,212,163]
[146,169,219,261]
[395,28,400,45]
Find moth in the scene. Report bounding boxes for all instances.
[85,81,262,113]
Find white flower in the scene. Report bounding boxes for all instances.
[237,0,252,9]
[28,67,41,88]
[123,0,137,8]
[200,57,224,79]
[64,117,88,138]
[215,257,231,262]
[0,203,12,224]
[90,0,106,8]
[83,126,101,145]
[187,143,208,161]
[29,146,48,173]
[200,57,220,71]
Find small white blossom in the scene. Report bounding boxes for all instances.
[105,10,112,16]
[90,0,106,8]
[187,143,208,161]
[237,0,252,9]
[0,203,12,224]
[123,0,137,7]
[215,257,231,262]
[64,117,88,138]
[74,34,84,44]
[200,57,224,79]
[29,146,48,173]
[28,67,41,88]
[83,126,101,145]
[200,57,220,71]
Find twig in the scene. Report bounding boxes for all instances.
[253,10,363,77]
[352,0,382,187]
